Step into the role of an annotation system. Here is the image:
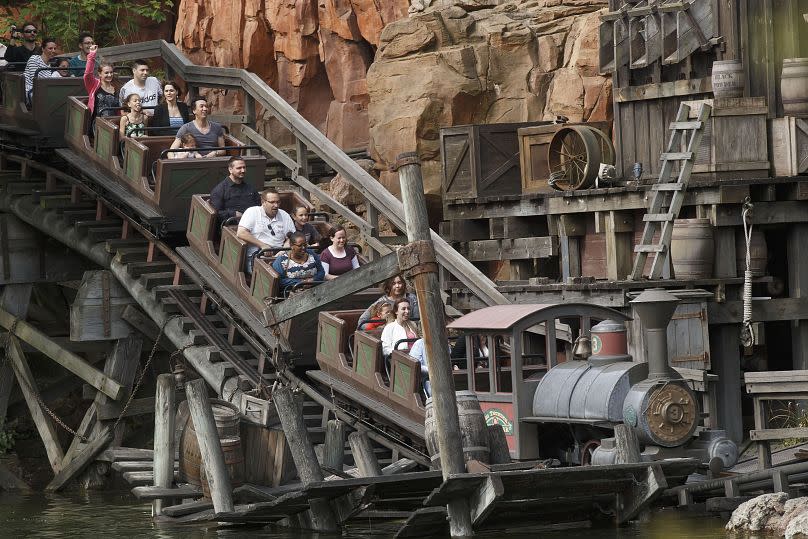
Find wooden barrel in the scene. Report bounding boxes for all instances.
[782,58,808,115]
[424,391,490,469]
[735,229,768,277]
[711,60,744,98]
[178,399,240,485]
[200,436,245,499]
[671,219,714,279]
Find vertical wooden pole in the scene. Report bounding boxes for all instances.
[348,431,382,477]
[614,424,641,464]
[365,197,379,262]
[273,385,338,531]
[296,139,311,200]
[153,373,176,516]
[323,419,345,473]
[0,284,32,425]
[185,379,234,514]
[788,224,808,370]
[395,152,473,537]
[710,324,742,443]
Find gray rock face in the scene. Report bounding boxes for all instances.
[726,494,808,537]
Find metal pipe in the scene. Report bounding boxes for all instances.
[665,460,808,497]
[630,289,680,379]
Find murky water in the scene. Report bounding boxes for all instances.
[0,491,729,538]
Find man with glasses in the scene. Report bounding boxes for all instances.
[68,32,94,73]
[237,188,295,275]
[3,23,41,70]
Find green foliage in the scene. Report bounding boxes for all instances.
[1,0,174,50]
[771,401,808,448]
[0,420,16,455]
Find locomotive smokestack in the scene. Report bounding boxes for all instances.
[630,289,680,380]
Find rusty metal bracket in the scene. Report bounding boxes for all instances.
[397,240,438,279]
[390,152,420,172]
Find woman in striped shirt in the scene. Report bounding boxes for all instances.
[24,37,58,106]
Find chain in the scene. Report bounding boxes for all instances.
[2,318,89,441]
[112,315,180,432]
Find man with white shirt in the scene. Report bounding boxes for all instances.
[237,188,296,275]
[118,59,162,115]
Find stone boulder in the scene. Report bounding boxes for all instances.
[726,493,808,537]
[367,0,611,200]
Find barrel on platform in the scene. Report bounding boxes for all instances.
[671,219,715,279]
[425,391,490,469]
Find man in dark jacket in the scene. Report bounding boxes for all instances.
[209,156,259,224]
[3,23,41,70]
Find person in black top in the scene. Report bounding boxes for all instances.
[151,81,192,135]
[209,156,259,224]
[3,23,41,70]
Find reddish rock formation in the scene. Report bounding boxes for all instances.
[367,0,611,197]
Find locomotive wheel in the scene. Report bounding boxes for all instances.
[581,439,600,466]
[581,125,615,166]
[547,125,602,191]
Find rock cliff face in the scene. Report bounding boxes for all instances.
[174,0,408,150]
[174,0,610,198]
[368,0,611,196]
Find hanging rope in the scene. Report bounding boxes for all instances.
[740,197,754,348]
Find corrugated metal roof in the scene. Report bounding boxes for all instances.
[447,304,558,331]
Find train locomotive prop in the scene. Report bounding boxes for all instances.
[315,289,738,470]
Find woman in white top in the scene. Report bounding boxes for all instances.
[381,298,419,357]
[320,225,359,280]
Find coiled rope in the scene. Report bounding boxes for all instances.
[740,197,754,347]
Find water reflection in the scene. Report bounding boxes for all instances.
[0,491,728,538]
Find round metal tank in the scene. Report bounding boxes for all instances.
[533,360,648,422]
[622,379,698,447]
[590,319,628,357]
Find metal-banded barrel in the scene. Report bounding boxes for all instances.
[425,391,490,469]
[179,399,240,485]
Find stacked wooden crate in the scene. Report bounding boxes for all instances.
[770,116,808,177]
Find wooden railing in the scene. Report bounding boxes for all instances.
[95,40,508,308]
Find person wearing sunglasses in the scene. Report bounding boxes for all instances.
[3,23,41,70]
[237,188,296,275]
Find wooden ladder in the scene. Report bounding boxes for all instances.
[628,101,712,280]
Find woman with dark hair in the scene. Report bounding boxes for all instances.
[271,231,325,292]
[320,225,359,280]
[83,44,120,135]
[151,81,191,135]
[381,298,419,357]
[357,274,420,328]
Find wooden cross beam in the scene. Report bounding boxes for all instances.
[6,335,64,473]
[0,305,124,400]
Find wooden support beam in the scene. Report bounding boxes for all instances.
[62,403,97,468]
[616,464,666,524]
[186,379,234,514]
[614,424,641,464]
[323,419,345,474]
[348,432,382,477]
[96,397,155,421]
[46,427,113,492]
[0,284,32,425]
[264,252,400,326]
[0,306,124,400]
[710,324,742,443]
[788,224,808,370]
[120,305,174,351]
[396,153,473,537]
[153,374,176,516]
[93,336,142,446]
[605,211,633,281]
[7,336,64,473]
[273,385,338,532]
[132,485,202,500]
[469,474,504,527]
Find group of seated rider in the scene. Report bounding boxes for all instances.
[206,159,363,292]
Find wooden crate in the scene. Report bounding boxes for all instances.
[684,97,770,179]
[441,122,548,201]
[770,116,808,177]
[518,121,611,194]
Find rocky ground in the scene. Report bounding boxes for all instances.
[727,493,808,538]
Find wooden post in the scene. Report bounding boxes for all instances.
[710,324,743,443]
[0,284,32,426]
[185,379,234,514]
[153,373,176,516]
[788,224,808,370]
[348,431,382,477]
[487,424,511,465]
[605,211,633,281]
[614,424,641,464]
[323,419,345,473]
[395,152,473,537]
[273,385,338,532]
